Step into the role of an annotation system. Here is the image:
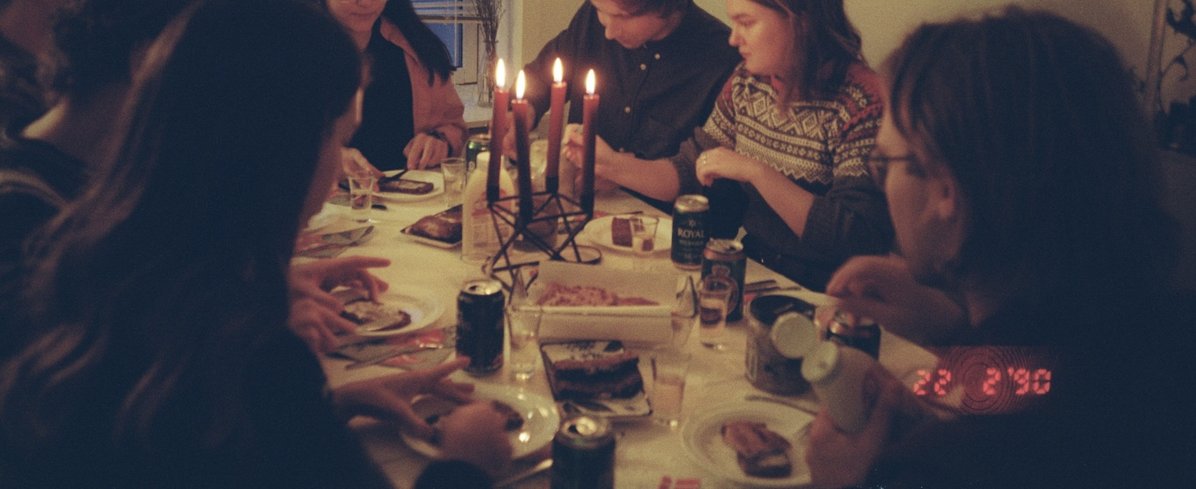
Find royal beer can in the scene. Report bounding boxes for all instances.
[671,194,709,270]
[465,133,491,173]
[456,278,504,375]
[701,239,747,322]
[551,415,615,489]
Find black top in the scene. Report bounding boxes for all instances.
[352,21,415,171]
[521,3,739,162]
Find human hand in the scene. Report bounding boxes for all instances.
[805,367,904,488]
[404,132,450,169]
[288,296,357,353]
[289,256,390,308]
[563,126,616,176]
[438,401,515,475]
[695,147,764,186]
[332,357,476,438]
[499,110,531,160]
[341,147,384,179]
[826,255,966,344]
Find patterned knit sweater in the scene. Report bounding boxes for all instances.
[670,62,893,290]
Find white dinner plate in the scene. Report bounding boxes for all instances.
[376,169,444,202]
[681,398,814,488]
[352,286,445,337]
[400,384,561,460]
[580,215,672,254]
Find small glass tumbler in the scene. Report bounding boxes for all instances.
[439,157,466,208]
[631,216,659,255]
[507,306,542,381]
[698,275,734,349]
[346,174,375,223]
[651,350,691,428]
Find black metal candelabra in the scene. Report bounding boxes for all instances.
[485,188,592,291]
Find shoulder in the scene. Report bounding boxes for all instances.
[831,63,884,119]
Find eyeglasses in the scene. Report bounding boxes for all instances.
[865,150,918,187]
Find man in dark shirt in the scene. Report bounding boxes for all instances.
[520,0,738,207]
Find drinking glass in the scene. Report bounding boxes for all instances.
[631,216,659,255]
[698,276,734,349]
[346,173,375,223]
[507,306,542,381]
[439,157,466,207]
[651,350,691,428]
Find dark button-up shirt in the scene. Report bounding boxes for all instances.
[522,2,739,161]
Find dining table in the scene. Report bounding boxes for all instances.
[304,169,938,489]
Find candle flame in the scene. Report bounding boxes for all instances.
[496,59,506,89]
[516,70,526,100]
[553,58,564,83]
[585,69,596,95]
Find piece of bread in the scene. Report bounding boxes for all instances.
[380,178,434,195]
[340,300,412,332]
[611,217,633,247]
[542,341,644,400]
[720,421,793,478]
[425,400,524,444]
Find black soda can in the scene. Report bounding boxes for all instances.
[671,194,709,270]
[456,278,505,375]
[702,239,747,322]
[465,133,491,173]
[551,415,615,489]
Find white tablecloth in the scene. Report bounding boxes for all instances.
[312,186,935,489]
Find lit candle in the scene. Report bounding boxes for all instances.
[546,58,567,194]
[511,70,534,225]
[487,59,508,203]
[581,69,598,215]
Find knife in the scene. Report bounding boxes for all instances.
[344,343,445,370]
[495,458,552,488]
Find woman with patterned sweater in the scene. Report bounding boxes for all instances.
[570,0,891,290]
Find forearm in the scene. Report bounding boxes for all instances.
[604,152,681,201]
[749,168,816,238]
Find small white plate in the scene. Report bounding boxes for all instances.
[681,398,814,488]
[580,215,672,254]
[352,287,445,337]
[401,384,561,460]
[376,169,444,202]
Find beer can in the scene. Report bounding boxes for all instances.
[551,415,615,489]
[815,306,881,359]
[671,194,709,270]
[456,278,505,375]
[465,133,491,173]
[701,239,747,322]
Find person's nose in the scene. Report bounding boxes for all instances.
[728,26,743,47]
[604,20,620,41]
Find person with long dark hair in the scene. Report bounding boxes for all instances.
[0,1,510,487]
[325,0,466,170]
[576,0,892,290]
[806,8,1192,488]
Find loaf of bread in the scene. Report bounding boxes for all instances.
[535,283,659,307]
[720,421,792,478]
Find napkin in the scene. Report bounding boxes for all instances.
[294,225,375,259]
[332,328,453,370]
